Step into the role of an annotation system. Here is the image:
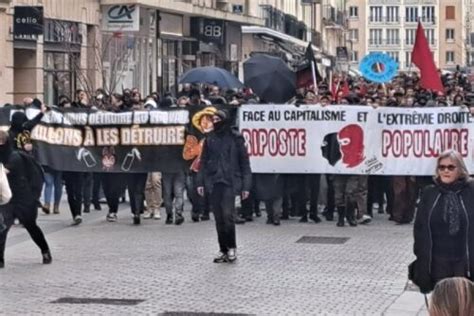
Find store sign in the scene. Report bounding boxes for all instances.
[102,5,140,32]
[336,46,348,61]
[14,6,44,36]
[232,5,244,14]
[191,18,224,45]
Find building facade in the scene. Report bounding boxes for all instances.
[0,0,344,104]
[346,0,465,72]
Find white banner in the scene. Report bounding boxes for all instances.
[238,104,474,175]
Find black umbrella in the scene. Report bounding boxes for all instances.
[179,66,243,89]
[244,54,296,103]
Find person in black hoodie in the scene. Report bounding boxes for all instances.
[196,110,251,263]
[410,149,474,293]
[9,102,46,149]
[0,131,51,268]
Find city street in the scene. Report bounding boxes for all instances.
[1,203,428,316]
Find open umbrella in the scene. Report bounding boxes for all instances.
[179,66,243,89]
[244,54,296,103]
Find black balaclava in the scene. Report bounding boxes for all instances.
[0,137,12,164]
[213,110,228,133]
[11,112,27,133]
[321,133,341,166]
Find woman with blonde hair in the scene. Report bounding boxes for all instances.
[410,149,474,293]
[429,277,474,316]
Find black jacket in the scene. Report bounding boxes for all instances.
[411,181,474,293]
[4,150,36,208]
[196,128,251,195]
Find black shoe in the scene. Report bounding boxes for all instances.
[337,207,345,227]
[191,213,200,222]
[165,214,173,224]
[226,248,237,263]
[273,218,281,226]
[325,212,334,221]
[235,215,246,224]
[175,214,184,225]
[255,210,262,217]
[299,215,308,223]
[309,214,322,223]
[266,217,273,224]
[83,205,90,213]
[200,213,210,221]
[245,216,253,222]
[41,204,50,215]
[72,215,82,226]
[133,215,141,225]
[213,251,227,263]
[42,251,52,264]
[93,202,102,211]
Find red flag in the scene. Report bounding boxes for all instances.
[341,80,350,97]
[411,22,443,92]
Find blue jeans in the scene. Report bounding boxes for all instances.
[162,172,185,215]
[44,170,63,205]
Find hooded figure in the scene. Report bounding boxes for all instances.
[9,110,44,150]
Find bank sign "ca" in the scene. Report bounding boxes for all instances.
[102,5,140,32]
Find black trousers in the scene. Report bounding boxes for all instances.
[210,185,236,253]
[367,176,393,217]
[63,172,84,218]
[302,174,321,217]
[92,173,103,204]
[186,172,210,216]
[82,172,93,208]
[102,173,125,214]
[431,256,468,285]
[127,173,148,215]
[326,175,336,213]
[0,203,50,260]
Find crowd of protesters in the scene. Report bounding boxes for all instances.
[2,67,474,266]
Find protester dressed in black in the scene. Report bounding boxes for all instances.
[0,132,51,268]
[196,110,251,263]
[411,150,474,293]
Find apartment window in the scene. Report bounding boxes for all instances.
[349,6,358,18]
[370,6,383,22]
[386,6,399,23]
[350,51,359,62]
[446,29,455,41]
[446,6,455,20]
[422,6,435,23]
[405,51,412,68]
[425,29,435,45]
[446,51,455,63]
[406,7,418,23]
[386,29,399,45]
[349,29,359,41]
[387,52,399,63]
[369,29,383,45]
[405,29,416,45]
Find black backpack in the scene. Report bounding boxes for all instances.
[18,151,44,201]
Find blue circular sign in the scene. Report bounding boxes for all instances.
[359,52,399,83]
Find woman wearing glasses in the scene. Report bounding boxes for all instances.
[410,149,474,293]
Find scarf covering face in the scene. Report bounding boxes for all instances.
[436,178,468,236]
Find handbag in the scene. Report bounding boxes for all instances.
[0,164,12,205]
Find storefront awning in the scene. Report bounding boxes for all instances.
[241,26,321,54]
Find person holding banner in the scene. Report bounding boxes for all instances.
[411,150,474,294]
[0,131,51,268]
[196,110,251,263]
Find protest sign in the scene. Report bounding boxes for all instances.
[239,104,473,175]
[2,106,189,173]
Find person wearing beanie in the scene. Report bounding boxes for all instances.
[196,109,252,263]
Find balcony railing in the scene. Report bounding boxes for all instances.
[369,16,401,23]
[405,16,436,24]
[405,39,437,46]
[323,5,346,27]
[368,39,401,46]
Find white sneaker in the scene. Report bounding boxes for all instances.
[358,214,372,225]
[143,211,153,219]
[153,210,161,220]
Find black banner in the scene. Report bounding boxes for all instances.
[3,107,189,173]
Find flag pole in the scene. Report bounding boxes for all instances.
[376,62,388,95]
[311,60,319,95]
